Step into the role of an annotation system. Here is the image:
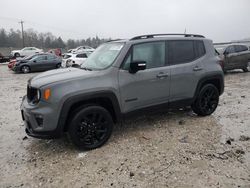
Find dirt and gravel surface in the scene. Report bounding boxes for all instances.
[0,64,249,188]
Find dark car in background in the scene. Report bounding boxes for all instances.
[13,53,62,73]
[215,44,250,72]
[0,52,10,63]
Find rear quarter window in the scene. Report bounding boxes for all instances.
[168,40,195,65]
[195,40,206,58]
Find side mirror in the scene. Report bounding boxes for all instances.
[129,61,146,73]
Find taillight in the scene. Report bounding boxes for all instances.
[218,59,224,70]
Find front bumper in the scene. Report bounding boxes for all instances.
[21,96,62,139]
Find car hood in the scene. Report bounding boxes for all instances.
[11,50,20,54]
[30,68,98,88]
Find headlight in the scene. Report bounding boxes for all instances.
[27,86,41,104]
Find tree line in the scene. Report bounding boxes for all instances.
[0,28,110,49]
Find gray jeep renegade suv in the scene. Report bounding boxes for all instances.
[21,34,224,150]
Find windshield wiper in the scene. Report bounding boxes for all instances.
[81,67,92,71]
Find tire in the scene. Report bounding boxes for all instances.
[14,53,20,57]
[191,84,219,116]
[242,67,249,72]
[68,105,114,150]
[56,63,61,68]
[72,64,80,68]
[21,65,30,74]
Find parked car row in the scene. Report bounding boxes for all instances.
[215,44,250,72]
[8,53,62,73]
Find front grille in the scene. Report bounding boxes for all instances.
[27,85,38,103]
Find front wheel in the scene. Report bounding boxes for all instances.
[56,63,61,68]
[68,105,113,150]
[242,67,249,72]
[21,65,30,74]
[14,53,20,57]
[192,84,219,116]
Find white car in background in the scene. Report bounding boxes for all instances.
[71,46,95,53]
[62,52,90,68]
[11,47,43,57]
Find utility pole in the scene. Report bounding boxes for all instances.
[19,20,25,47]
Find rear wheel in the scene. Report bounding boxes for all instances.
[21,65,30,74]
[56,63,61,68]
[68,105,113,150]
[192,84,219,116]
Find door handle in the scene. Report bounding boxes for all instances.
[156,72,169,78]
[193,66,203,71]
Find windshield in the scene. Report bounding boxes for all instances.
[81,42,124,70]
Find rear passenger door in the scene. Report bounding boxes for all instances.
[169,40,205,102]
[46,54,58,70]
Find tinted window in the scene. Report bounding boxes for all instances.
[169,40,195,64]
[34,55,46,61]
[76,53,87,58]
[225,46,235,54]
[195,40,206,57]
[47,54,56,60]
[123,42,165,69]
[235,45,248,52]
[63,54,71,59]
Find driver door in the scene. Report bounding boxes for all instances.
[118,41,170,113]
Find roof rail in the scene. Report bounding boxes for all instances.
[106,39,123,42]
[130,33,205,40]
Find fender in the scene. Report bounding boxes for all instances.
[194,73,224,100]
[56,91,122,133]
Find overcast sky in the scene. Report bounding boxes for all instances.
[0,0,249,42]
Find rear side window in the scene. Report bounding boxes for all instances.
[195,40,206,58]
[235,45,248,52]
[47,54,56,60]
[76,53,88,58]
[169,40,195,64]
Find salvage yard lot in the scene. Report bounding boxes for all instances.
[0,64,249,187]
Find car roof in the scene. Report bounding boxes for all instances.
[109,34,208,45]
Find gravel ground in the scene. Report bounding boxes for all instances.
[0,64,249,188]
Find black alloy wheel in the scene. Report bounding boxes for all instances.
[69,105,113,150]
[192,84,219,116]
[21,65,30,74]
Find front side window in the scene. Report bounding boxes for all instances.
[123,41,165,70]
[169,40,195,65]
[225,46,235,54]
[76,53,87,58]
[47,54,56,60]
[81,42,124,70]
